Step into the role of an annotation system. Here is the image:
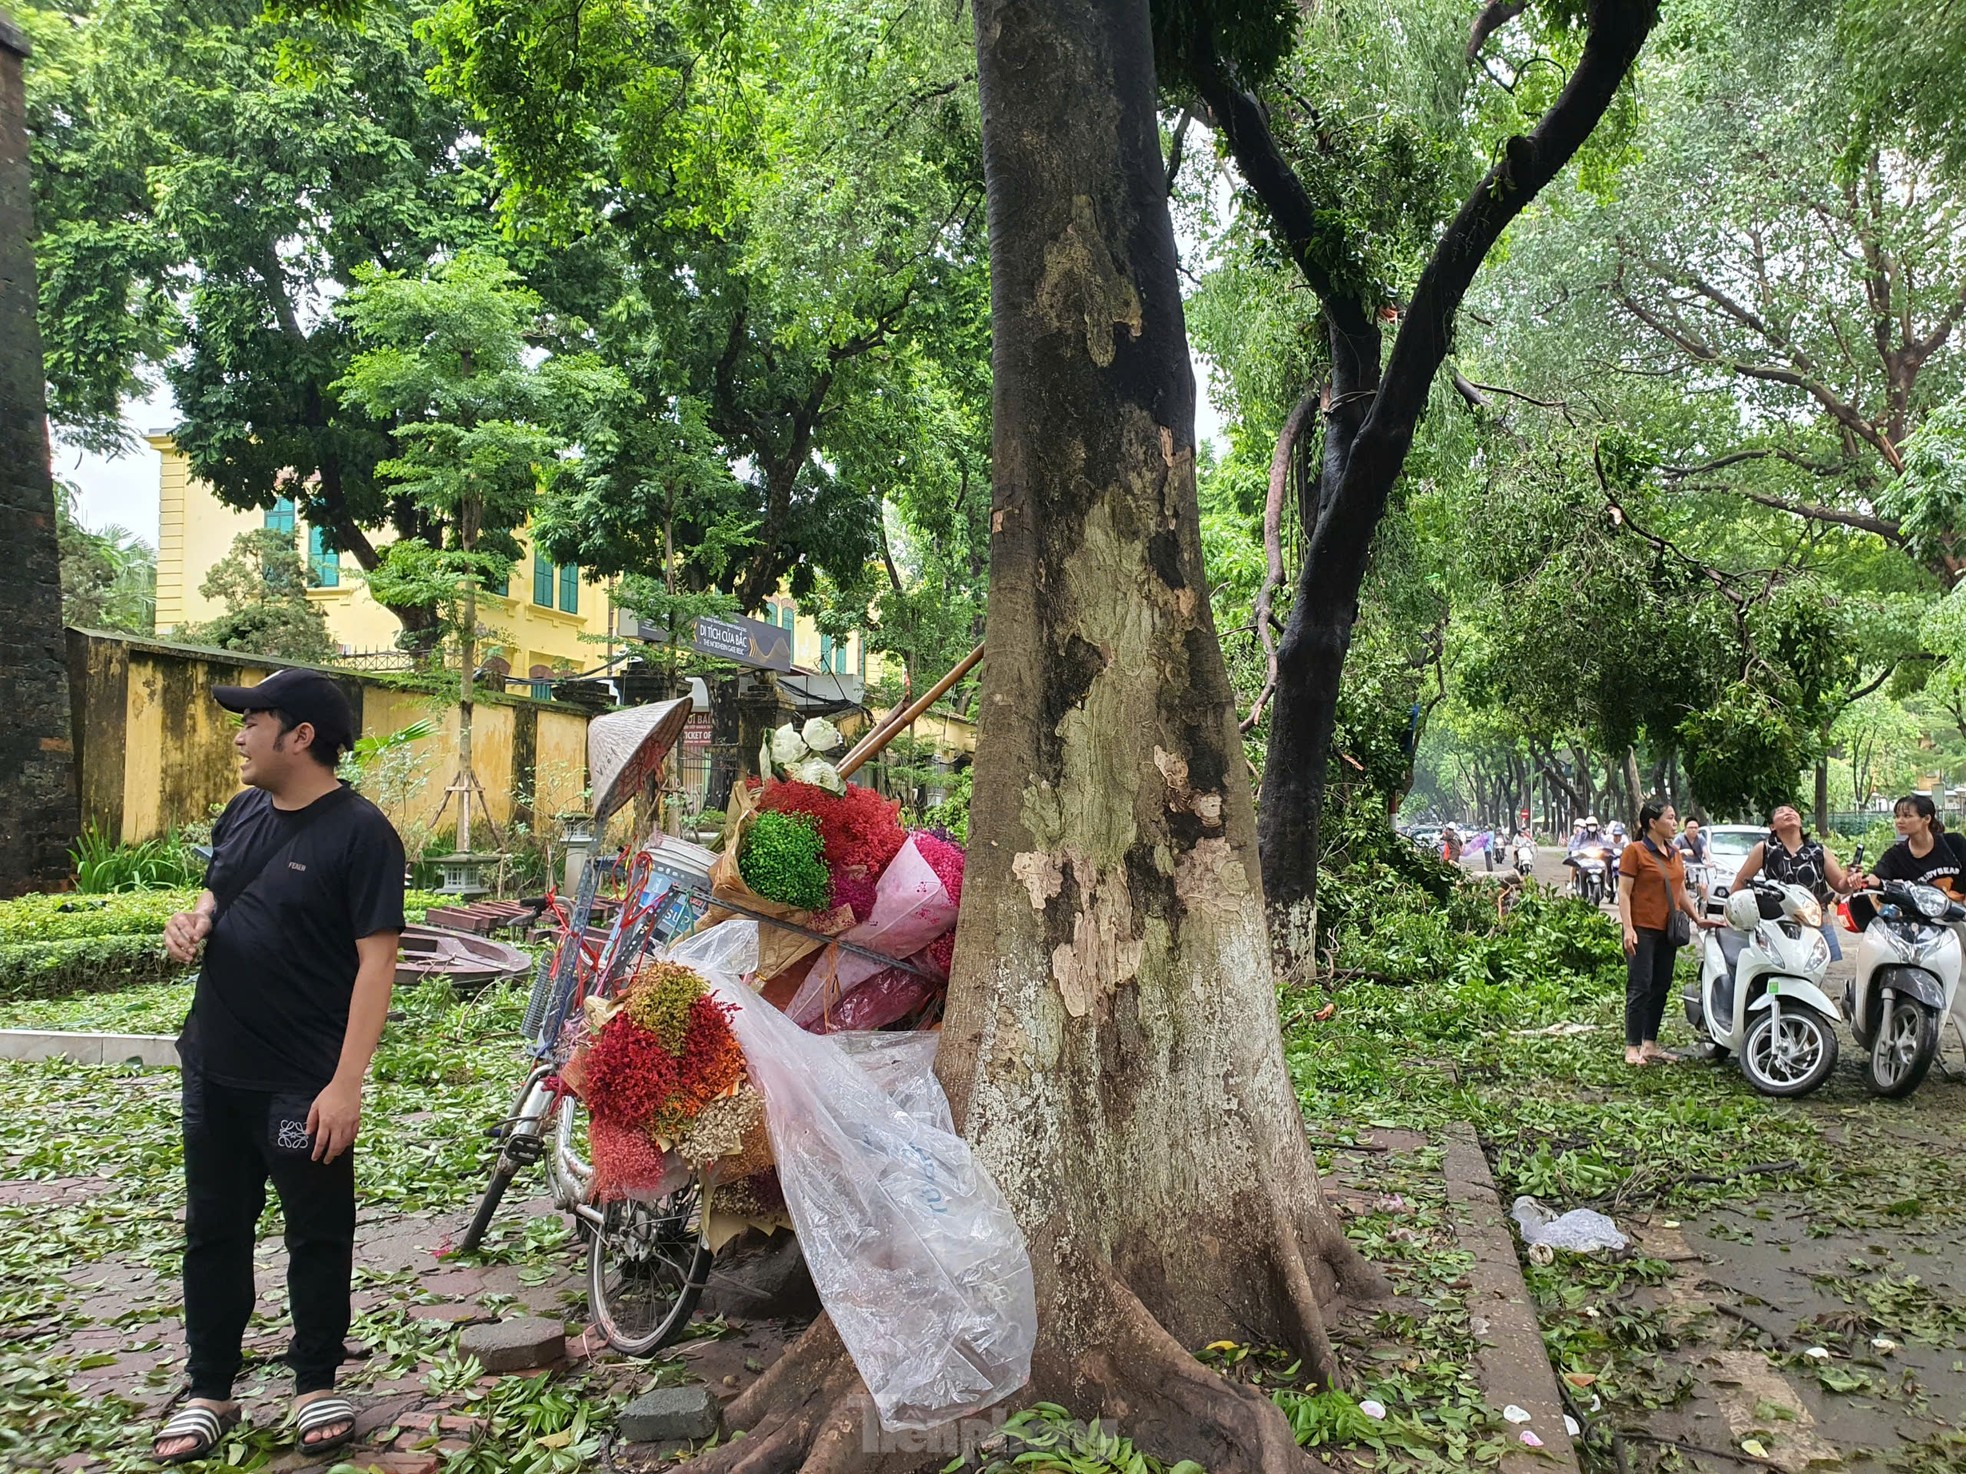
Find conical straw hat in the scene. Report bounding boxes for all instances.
[587,697,693,825]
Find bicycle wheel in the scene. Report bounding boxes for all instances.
[587,1181,712,1356]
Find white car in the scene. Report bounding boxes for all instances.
[1696,824,1767,913]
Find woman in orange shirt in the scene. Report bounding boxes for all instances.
[1617,800,1715,1066]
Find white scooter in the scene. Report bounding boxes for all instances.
[1683,880,1840,1097]
[1512,836,1537,878]
[1844,879,1966,1098]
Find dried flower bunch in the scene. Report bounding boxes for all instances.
[581,959,745,1141]
[737,810,833,913]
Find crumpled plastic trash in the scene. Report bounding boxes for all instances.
[1511,1195,1629,1253]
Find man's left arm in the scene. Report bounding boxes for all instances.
[308,931,398,1163]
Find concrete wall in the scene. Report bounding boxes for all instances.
[66,630,596,845]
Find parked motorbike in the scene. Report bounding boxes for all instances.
[1845,877,1965,1098]
[1565,842,1615,904]
[1683,880,1840,1097]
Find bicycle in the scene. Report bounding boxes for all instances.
[456,850,715,1356]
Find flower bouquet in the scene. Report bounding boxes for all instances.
[571,957,772,1201]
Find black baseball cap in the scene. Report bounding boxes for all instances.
[212,668,357,757]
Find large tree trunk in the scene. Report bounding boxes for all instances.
[686,3,1380,1469]
[0,22,81,895]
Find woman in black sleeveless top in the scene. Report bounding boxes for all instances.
[1731,805,1859,959]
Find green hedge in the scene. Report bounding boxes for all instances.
[0,885,486,1004]
[0,890,198,945]
[0,936,190,1003]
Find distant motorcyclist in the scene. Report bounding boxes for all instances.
[1565,817,1614,903]
[1567,817,1601,855]
[1605,821,1627,900]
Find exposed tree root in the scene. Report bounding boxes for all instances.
[684,1255,1363,1474]
[1269,1203,1346,1387]
[681,1318,924,1474]
[1085,1275,1327,1474]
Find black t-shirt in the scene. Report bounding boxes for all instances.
[1871,831,1966,892]
[182,784,406,1090]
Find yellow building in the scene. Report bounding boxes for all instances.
[150,435,884,699]
[153,434,618,694]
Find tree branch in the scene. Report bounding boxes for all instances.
[1467,0,1530,62]
[1731,487,1905,542]
[1350,0,1661,506]
[1184,37,1379,349]
[1244,386,1322,732]
[1165,104,1194,196]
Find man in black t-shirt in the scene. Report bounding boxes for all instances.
[152,668,404,1464]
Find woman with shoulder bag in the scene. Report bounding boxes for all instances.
[1617,800,1717,1067]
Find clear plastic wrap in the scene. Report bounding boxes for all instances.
[698,943,1034,1430]
[786,836,956,1027]
[828,1030,952,1133]
[1510,1196,1628,1253]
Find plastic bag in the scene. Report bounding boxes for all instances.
[812,970,937,1033]
[1510,1196,1628,1253]
[704,946,1034,1430]
[665,917,762,984]
[787,836,956,1027]
[828,1030,952,1133]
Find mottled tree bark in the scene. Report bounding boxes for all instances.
[0,20,82,895]
[683,2,1377,1470]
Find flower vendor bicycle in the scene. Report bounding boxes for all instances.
[458,849,718,1356]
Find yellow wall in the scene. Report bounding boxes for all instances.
[869,703,977,758]
[149,436,619,675]
[66,630,596,846]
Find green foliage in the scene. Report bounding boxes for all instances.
[924,768,973,846]
[1678,681,1813,820]
[425,0,992,640]
[178,528,338,663]
[738,810,832,912]
[0,888,195,943]
[1889,401,1966,573]
[333,248,628,658]
[0,935,187,1003]
[54,481,154,635]
[68,824,206,894]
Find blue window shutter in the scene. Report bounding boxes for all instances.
[264,497,296,535]
[533,556,554,606]
[559,562,579,613]
[307,526,339,587]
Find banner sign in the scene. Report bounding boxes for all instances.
[618,610,794,673]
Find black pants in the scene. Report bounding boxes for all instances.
[182,1064,353,1399]
[1625,926,1679,1047]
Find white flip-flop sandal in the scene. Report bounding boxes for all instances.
[151,1403,240,1464]
[294,1394,358,1454]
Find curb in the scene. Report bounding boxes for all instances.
[1441,1121,1581,1474]
[0,1029,179,1066]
